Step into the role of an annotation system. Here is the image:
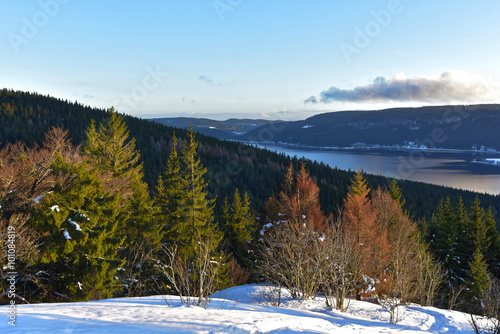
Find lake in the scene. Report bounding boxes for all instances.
[257,144,500,195]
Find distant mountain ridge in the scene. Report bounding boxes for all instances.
[150,117,272,140]
[156,105,500,151]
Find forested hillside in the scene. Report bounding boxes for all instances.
[1,89,498,221]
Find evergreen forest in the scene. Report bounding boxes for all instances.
[1,89,499,321]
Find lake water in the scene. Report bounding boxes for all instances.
[258,144,500,195]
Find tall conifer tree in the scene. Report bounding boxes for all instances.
[267,162,325,231]
[33,154,125,301]
[429,197,461,281]
[469,197,489,256]
[455,197,471,279]
[484,207,500,277]
[84,109,159,296]
[84,108,158,247]
[155,134,185,243]
[178,127,222,256]
[342,170,390,286]
[389,177,405,208]
[221,189,254,265]
[466,248,491,311]
[84,110,140,178]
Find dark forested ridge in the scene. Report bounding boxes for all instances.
[163,104,500,152]
[0,89,499,224]
[244,104,500,150]
[151,117,272,139]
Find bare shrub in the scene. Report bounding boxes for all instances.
[256,284,284,307]
[448,283,466,311]
[414,238,446,307]
[378,296,406,324]
[257,215,367,312]
[154,235,225,309]
[469,277,500,334]
[257,222,322,301]
[118,240,156,297]
[319,222,364,312]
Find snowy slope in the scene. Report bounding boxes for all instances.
[0,284,474,333]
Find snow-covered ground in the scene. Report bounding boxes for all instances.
[0,284,475,333]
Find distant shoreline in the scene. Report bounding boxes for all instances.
[241,140,500,156]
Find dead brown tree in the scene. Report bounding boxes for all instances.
[0,127,80,302]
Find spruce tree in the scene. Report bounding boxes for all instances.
[429,197,460,282]
[242,192,253,238]
[221,189,254,265]
[221,196,231,231]
[466,248,491,311]
[484,207,500,277]
[155,134,185,243]
[155,128,226,300]
[172,127,226,299]
[84,109,140,178]
[347,168,369,197]
[469,197,489,257]
[84,109,158,247]
[84,109,159,296]
[178,127,222,257]
[389,177,405,208]
[455,197,471,279]
[33,154,125,301]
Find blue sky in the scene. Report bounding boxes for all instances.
[1,0,499,120]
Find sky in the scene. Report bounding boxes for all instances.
[1,0,499,120]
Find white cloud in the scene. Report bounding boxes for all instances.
[306,71,494,103]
